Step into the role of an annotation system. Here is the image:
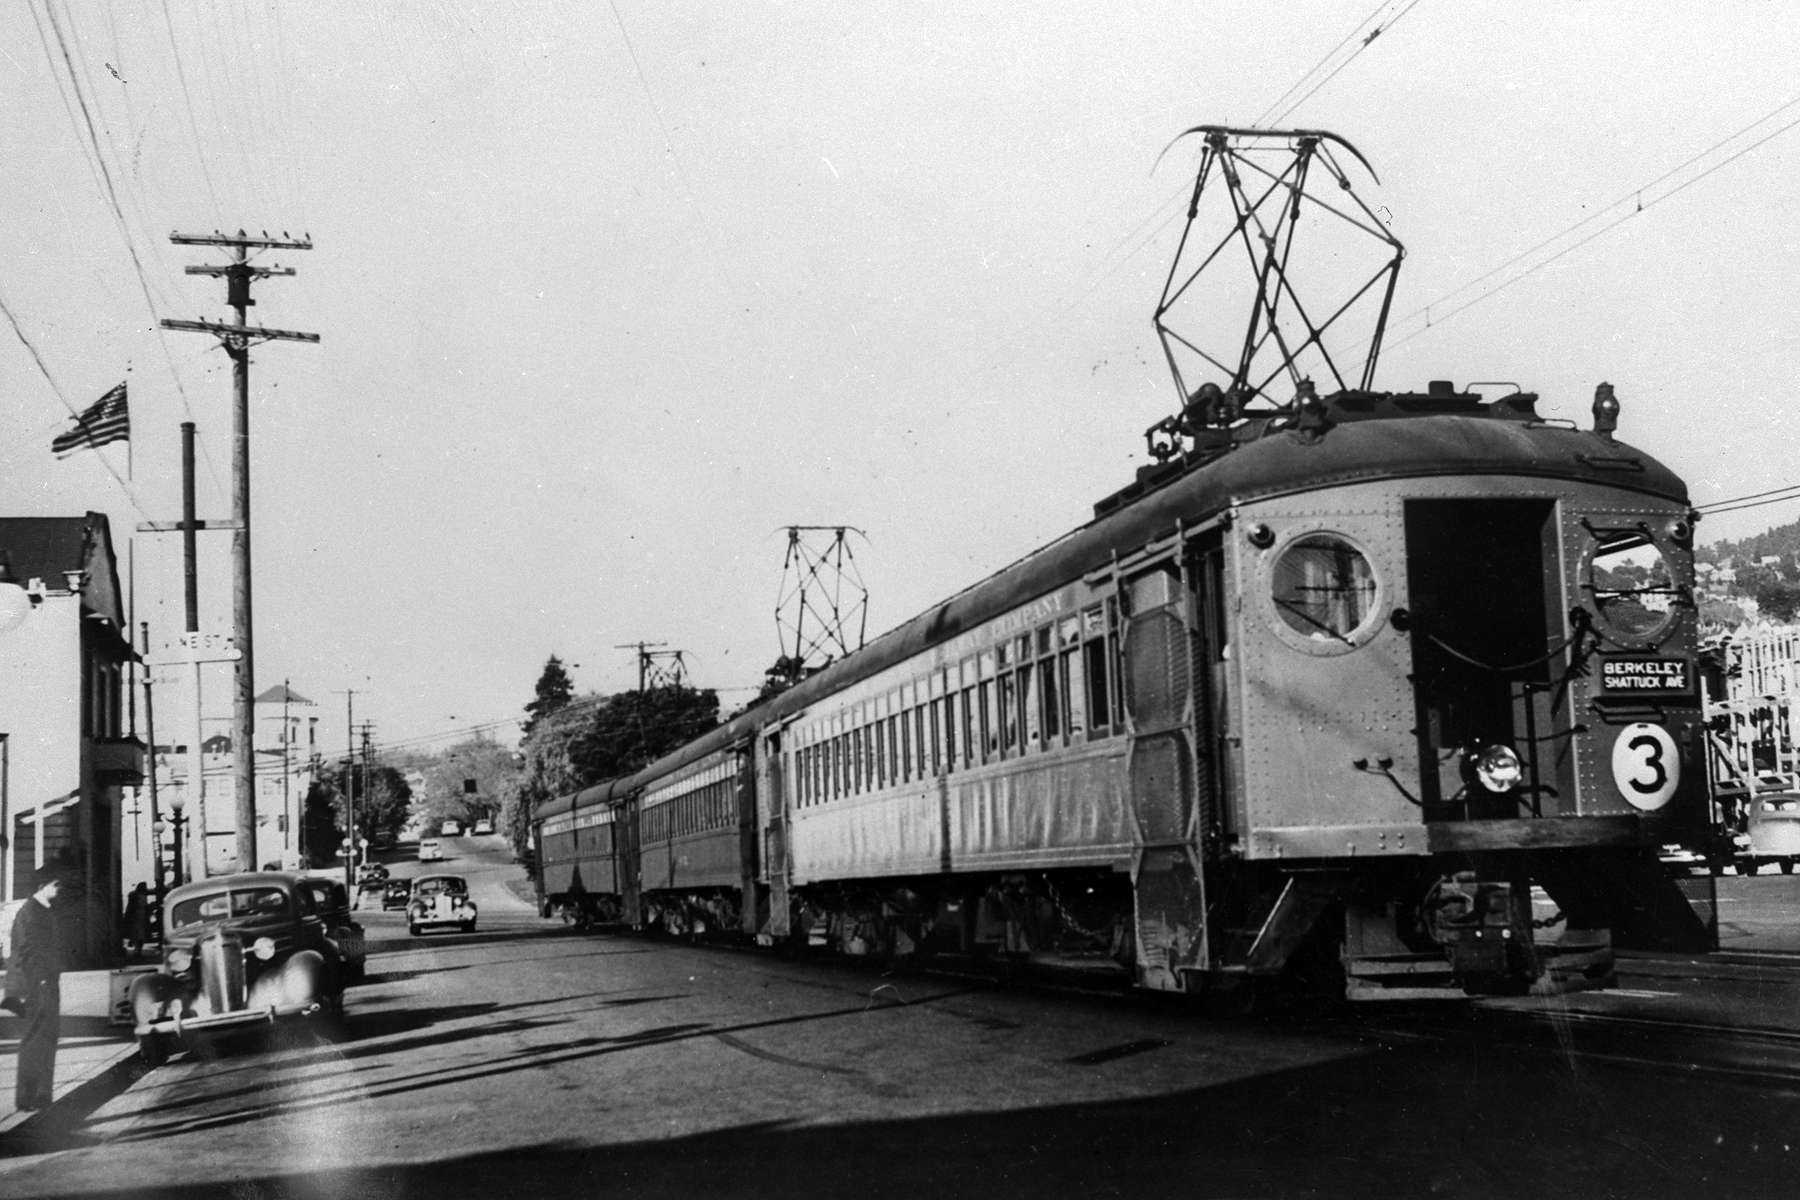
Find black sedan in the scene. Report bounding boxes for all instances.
[380,880,413,911]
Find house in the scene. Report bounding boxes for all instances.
[0,513,141,967]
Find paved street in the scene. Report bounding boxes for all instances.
[5,842,1800,1198]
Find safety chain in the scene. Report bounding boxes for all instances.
[1532,909,1565,929]
[1045,879,1114,944]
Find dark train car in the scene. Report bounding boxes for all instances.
[533,779,629,926]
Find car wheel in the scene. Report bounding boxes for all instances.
[461,921,475,933]
[137,1032,169,1068]
[1785,860,1796,875]
[409,923,421,936]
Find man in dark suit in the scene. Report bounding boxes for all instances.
[6,868,67,1111]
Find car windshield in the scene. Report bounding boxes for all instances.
[169,887,290,930]
[414,877,466,897]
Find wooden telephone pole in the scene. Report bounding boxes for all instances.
[163,229,318,871]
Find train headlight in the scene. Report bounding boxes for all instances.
[1472,744,1523,793]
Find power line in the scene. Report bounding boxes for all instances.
[1698,485,1800,518]
[1260,0,1430,128]
[0,284,151,520]
[1384,93,1800,352]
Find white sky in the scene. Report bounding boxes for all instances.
[3,1,1798,753]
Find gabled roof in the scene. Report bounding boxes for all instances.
[255,683,316,705]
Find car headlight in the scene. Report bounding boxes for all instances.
[1471,744,1523,793]
[251,937,277,960]
[167,948,192,973]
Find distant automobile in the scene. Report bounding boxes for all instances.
[441,819,463,837]
[407,875,477,935]
[1745,793,1800,874]
[396,828,421,845]
[418,838,444,863]
[473,818,494,836]
[356,863,389,891]
[381,879,413,911]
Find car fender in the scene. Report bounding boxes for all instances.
[248,948,330,1011]
[130,971,188,1029]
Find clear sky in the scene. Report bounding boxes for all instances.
[3,1,1798,755]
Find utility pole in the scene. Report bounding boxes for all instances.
[335,689,357,892]
[137,422,238,878]
[614,642,687,693]
[139,622,165,905]
[163,229,318,874]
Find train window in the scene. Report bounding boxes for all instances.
[915,708,928,776]
[1107,597,1126,727]
[874,721,887,788]
[1063,647,1085,736]
[929,699,943,773]
[864,725,876,789]
[1043,651,1061,741]
[1587,531,1679,641]
[1000,674,1019,752]
[941,696,956,769]
[1271,534,1379,643]
[1020,664,1041,747]
[1037,626,1053,657]
[900,714,913,782]
[887,715,899,782]
[996,642,1010,669]
[1084,638,1110,734]
[961,687,977,766]
[854,728,866,793]
[979,681,995,758]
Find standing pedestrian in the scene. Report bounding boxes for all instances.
[123,881,150,956]
[6,867,67,1111]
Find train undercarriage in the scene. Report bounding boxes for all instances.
[544,846,1712,1002]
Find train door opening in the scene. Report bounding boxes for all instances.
[1404,499,1564,816]
[618,796,642,926]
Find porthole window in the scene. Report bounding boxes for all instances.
[1587,531,1679,642]
[1270,534,1379,645]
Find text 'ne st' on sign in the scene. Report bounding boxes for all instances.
[149,631,242,664]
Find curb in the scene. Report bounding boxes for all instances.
[0,1040,143,1141]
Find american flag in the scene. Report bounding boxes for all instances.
[51,382,129,458]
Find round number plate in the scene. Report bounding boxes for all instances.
[1611,722,1679,811]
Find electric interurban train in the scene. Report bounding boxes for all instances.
[535,380,1712,998]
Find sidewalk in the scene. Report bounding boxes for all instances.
[0,970,142,1136]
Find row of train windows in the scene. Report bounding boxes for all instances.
[793,601,1126,807]
[641,779,736,844]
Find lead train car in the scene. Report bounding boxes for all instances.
[535,386,1713,998]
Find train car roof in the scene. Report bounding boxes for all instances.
[569,409,1686,799]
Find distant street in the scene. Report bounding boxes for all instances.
[4,845,1800,1197]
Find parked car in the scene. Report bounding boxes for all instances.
[441,819,463,837]
[473,818,494,836]
[129,872,346,1066]
[408,875,478,936]
[298,875,367,981]
[418,838,444,863]
[356,863,389,892]
[381,879,413,911]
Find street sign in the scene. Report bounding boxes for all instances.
[146,631,242,665]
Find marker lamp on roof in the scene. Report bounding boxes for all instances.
[1472,744,1523,794]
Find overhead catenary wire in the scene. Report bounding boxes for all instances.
[1383,93,1800,352]
[33,0,229,501]
[1259,0,1431,129]
[0,284,152,521]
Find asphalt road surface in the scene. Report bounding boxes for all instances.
[5,844,1800,1198]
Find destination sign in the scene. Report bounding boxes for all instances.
[1599,656,1691,695]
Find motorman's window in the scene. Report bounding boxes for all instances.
[1588,530,1679,641]
[1271,534,1378,643]
[1082,606,1109,734]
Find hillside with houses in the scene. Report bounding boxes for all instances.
[1696,516,1800,632]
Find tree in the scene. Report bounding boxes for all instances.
[1756,580,1800,623]
[299,762,413,867]
[522,655,575,737]
[502,683,720,860]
